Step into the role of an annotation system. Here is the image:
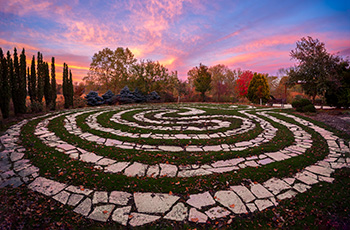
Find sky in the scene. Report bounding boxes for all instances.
[1,0,350,83]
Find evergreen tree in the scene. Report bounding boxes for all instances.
[29,55,37,102]
[7,51,14,114]
[44,62,51,108]
[63,63,69,108]
[69,70,74,107]
[18,48,27,113]
[247,73,270,104]
[37,52,44,103]
[0,49,11,118]
[51,57,57,110]
[12,48,20,114]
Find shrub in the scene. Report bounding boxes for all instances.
[292,98,316,113]
[30,101,43,113]
[302,104,316,113]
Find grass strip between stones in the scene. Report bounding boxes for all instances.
[18,110,330,194]
[51,110,294,163]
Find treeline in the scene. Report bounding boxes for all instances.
[0,47,74,119]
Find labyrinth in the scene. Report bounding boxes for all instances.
[0,103,349,227]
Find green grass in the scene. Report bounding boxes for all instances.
[19,108,330,194]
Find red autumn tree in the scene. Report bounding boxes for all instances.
[236,70,253,97]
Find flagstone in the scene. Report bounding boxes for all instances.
[129,213,161,227]
[88,204,115,222]
[164,203,188,221]
[112,206,131,226]
[159,163,178,177]
[124,162,148,177]
[134,192,179,214]
[188,208,208,223]
[255,199,274,211]
[214,190,247,214]
[109,191,131,205]
[105,162,130,173]
[53,190,70,205]
[205,206,231,220]
[263,178,291,195]
[250,183,273,199]
[93,191,108,204]
[67,194,84,206]
[186,191,216,209]
[28,177,66,196]
[73,198,92,217]
[230,185,255,203]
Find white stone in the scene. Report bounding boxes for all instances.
[211,158,245,168]
[186,191,215,209]
[178,169,212,177]
[205,206,231,219]
[65,185,93,195]
[265,152,290,161]
[109,191,131,205]
[283,178,295,185]
[158,146,183,152]
[88,204,115,222]
[295,173,319,185]
[164,203,188,221]
[28,177,66,196]
[134,192,179,214]
[263,178,291,195]
[305,165,334,177]
[214,190,247,214]
[67,194,84,206]
[105,162,130,173]
[129,213,161,227]
[10,152,24,162]
[159,163,178,177]
[188,208,208,223]
[53,191,70,205]
[250,183,273,199]
[124,162,148,177]
[93,191,108,204]
[257,158,274,165]
[112,206,131,226]
[80,152,103,163]
[207,166,238,173]
[246,203,257,212]
[73,198,92,217]
[146,165,160,177]
[277,190,297,200]
[230,185,255,203]
[57,144,76,151]
[96,158,117,166]
[255,199,274,211]
[293,183,311,193]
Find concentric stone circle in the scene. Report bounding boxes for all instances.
[0,104,349,227]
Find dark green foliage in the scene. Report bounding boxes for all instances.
[0,48,11,118]
[18,48,27,113]
[12,48,20,114]
[188,63,212,101]
[44,62,51,108]
[325,61,350,108]
[247,72,270,104]
[37,52,44,103]
[62,63,73,108]
[69,70,74,107]
[51,57,57,110]
[292,98,316,112]
[29,55,37,102]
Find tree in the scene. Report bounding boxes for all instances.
[44,62,51,108]
[18,48,27,113]
[236,70,253,97]
[12,48,20,114]
[0,48,11,118]
[247,73,270,104]
[83,47,137,93]
[29,55,36,102]
[68,70,74,107]
[37,52,44,103]
[51,57,57,110]
[209,64,237,102]
[288,36,341,103]
[62,63,69,108]
[187,63,212,102]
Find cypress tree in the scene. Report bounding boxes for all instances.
[63,63,69,108]
[0,49,10,118]
[51,57,57,110]
[29,55,37,102]
[19,48,27,113]
[7,51,14,115]
[44,62,51,108]
[69,70,74,107]
[37,52,44,103]
[12,48,20,114]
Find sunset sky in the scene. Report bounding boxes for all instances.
[1,0,350,83]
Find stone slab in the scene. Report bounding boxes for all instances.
[134,192,180,214]
[186,191,215,209]
[214,190,247,214]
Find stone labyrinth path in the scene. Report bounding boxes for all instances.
[0,104,349,227]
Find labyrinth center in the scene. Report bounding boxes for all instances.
[1,104,349,227]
